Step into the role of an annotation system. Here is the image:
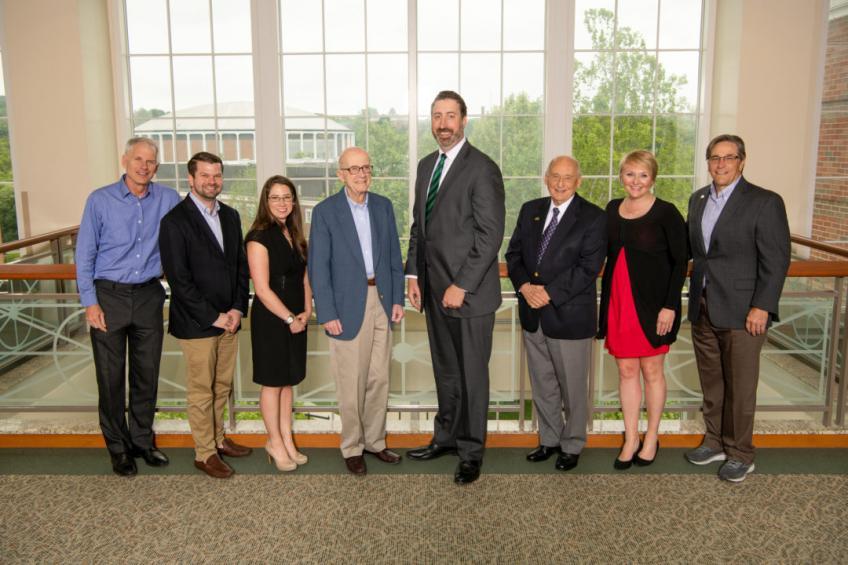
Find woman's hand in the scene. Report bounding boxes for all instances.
[656,308,675,336]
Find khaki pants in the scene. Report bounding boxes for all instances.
[329,287,391,458]
[179,332,239,462]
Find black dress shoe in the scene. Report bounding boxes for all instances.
[526,445,560,462]
[634,439,659,467]
[614,441,641,471]
[131,447,169,467]
[555,452,580,472]
[110,452,138,477]
[454,460,481,485]
[406,443,457,461]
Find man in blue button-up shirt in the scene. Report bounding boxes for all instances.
[75,137,180,476]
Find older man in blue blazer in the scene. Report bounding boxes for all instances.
[309,147,405,476]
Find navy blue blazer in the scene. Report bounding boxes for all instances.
[308,188,405,341]
[506,194,607,340]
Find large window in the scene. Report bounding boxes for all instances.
[0,47,15,245]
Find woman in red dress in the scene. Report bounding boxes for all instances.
[598,151,687,469]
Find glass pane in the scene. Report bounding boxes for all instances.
[126,0,169,54]
[369,178,408,237]
[0,180,18,241]
[368,116,408,177]
[573,115,611,175]
[418,0,459,51]
[504,176,543,228]
[612,116,653,165]
[280,0,323,53]
[212,0,252,53]
[218,120,257,162]
[574,0,615,50]
[290,178,329,201]
[616,0,658,50]
[325,0,365,52]
[418,54,459,115]
[502,116,542,177]
[577,176,611,208]
[653,177,693,216]
[282,55,325,115]
[368,54,408,115]
[659,0,702,49]
[129,56,172,115]
[155,163,178,181]
[503,0,544,51]
[466,115,500,166]
[367,0,407,51]
[215,55,254,110]
[326,117,358,158]
[503,54,544,111]
[573,52,613,113]
[224,178,258,197]
[170,0,212,54]
[655,115,696,176]
[656,52,700,113]
[417,117,438,160]
[326,55,366,115]
[172,120,218,162]
[460,54,500,115]
[614,51,656,113]
[172,56,214,115]
[0,124,11,181]
[461,0,500,51]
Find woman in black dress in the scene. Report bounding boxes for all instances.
[246,176,311,471]
[598,151,687,469]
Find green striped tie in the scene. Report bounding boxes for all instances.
[425,153,447,224]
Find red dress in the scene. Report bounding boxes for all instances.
[605,248,670,358]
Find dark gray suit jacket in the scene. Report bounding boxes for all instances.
[687,176,790,329]
[405,141,505,318]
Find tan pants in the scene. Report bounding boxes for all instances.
[179,332,238,462]
[329,287,391,458]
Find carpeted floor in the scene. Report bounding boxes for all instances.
[2,449,847,563]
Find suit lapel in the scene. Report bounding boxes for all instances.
[368,199,382,272]
[708,177,749,253]
[545,195,581,255]
[334,189,368,273]
[219,205,235,263]
[690,187,709,257]
[183,197,225,259]
[417,152,438,227]
[428,142,471,218]
[530,198,550,250]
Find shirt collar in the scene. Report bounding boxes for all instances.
[549,194,575,215]
[344,187,369,209]
[189,191,220,216]
[710,175,742,201]
[440,136,467,162]
[119,175,151,199]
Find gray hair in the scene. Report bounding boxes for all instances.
[545,155,582,177]
[124,137,159,160]
[705,134,746,161]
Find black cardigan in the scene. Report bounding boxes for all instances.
[598,198,688,348]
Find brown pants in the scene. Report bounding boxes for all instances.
[692,297,766,464]
[179,332,239,462]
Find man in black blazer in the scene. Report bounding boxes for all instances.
[159,152,252,479]
[685,134,790,482]
[405,91,505,485]
[506,156,607,471]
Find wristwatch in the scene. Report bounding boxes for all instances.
[284,315,295,325]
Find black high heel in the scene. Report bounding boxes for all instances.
[633,438,659,466]
[613,439,642,470]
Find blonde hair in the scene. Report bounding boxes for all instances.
[619,150,658,181]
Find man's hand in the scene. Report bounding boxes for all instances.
[323,319,343,336]
[391,304,404,323]
[85,304,107,332]
[746,307,769,336]
[520,283,550,309]
[442,284,466,309]
[212,312,232,330]
[656,308,675,336]
[407,278,422,311]
[225,309,243,333]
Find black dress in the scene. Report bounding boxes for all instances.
[246,226,307,387]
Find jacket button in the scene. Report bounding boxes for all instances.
[533,272,539,277]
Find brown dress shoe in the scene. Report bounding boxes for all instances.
[194,453,234,479]
[365,449,401,464]
[217,437,253,458]
[344,455,367,476]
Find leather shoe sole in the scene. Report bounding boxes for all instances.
[345,455,367,475]
[365,449,401,464]
[454,461,481,485]
[406,444,457,461]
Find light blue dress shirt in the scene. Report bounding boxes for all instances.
[345,190,375,278]
[75,176,180,307]
[188,192,224,252]
[701,175,742,252]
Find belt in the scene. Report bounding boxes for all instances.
[95,278,160,291]
[367,277,376,286]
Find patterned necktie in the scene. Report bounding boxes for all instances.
[536,207,560,265]
[425,153,447,224]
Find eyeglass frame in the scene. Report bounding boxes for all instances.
[707,154,742,164]
[268,195,294,204]
[339,164,374,175]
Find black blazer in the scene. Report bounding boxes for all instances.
[506,194,607,340]
[159,196,250,339]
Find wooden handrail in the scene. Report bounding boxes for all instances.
[791,234,848,259]
[0,226,79,255]
[2,260,848,282]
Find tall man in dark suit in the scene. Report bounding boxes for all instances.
[159,152,253,479]
[685,134,790,482]
[309,147,405,476]
[405,90,505,485]
[506,156,606,471]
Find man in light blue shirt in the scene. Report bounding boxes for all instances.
[75,137,180,476]
[309,147,405,475]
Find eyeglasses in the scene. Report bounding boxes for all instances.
[340,165,373,175]
[547,174,577,184]
[708,155,741,164]
[268,195,293,204]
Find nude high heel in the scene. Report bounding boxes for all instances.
[265,445,297,472]
[288,450,308,465]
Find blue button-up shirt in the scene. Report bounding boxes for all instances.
[345,190,375,278]
[189,191,224,252]
[75,176,181,306]
[701,175,742,253]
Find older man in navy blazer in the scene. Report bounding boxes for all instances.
[309,147,405,476]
